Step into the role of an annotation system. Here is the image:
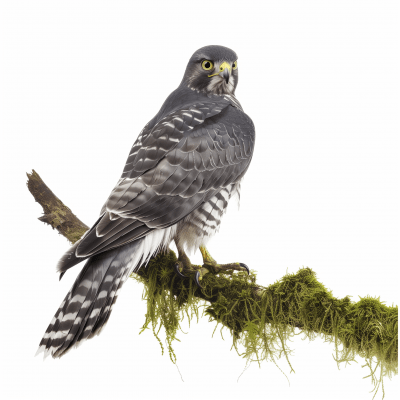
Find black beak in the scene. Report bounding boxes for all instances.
[221,68,230,84]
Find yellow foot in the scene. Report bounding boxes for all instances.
[196,246,250,287]
[174,245,250,289]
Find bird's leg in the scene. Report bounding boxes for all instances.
[175,244,193,277]
[199,246,217,269]
[197,245,250,284]
[174,241,249,289]
[174,240,205,283]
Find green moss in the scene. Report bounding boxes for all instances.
[67,226,89,244]
[132,251,397,399]
[133,251,201,363]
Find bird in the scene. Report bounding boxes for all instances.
[36,45,256,359]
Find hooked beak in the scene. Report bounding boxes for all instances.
[208,61,231,84]
[221,67,230,84]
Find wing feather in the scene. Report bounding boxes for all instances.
[62,98,255,264]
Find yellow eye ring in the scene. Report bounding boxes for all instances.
[202,60,214,70]
[232,60,238,70]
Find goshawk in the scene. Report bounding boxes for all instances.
[37,45,256,358]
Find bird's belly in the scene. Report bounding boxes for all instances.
[174,181,241,253]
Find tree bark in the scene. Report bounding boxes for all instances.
[26,170,89,244]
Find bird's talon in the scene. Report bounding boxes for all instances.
[195,271,203,289]
[175,263,186,278]
[239,263,250,275]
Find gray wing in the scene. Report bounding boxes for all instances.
[58,100,255,272]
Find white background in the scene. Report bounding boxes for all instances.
[0,1,398,399]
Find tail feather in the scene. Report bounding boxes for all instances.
[36,290,72,357]
[89,262,128,338]
[72,260,125,345]
[37,239,143,358]
[52,258,115,357]
[37,226,177,359]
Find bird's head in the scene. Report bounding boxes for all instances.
[181,45,238,95]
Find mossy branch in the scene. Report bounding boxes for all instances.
[26,170,89,243]
[27,170,398,399]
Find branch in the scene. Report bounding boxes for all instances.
[27,170,89,244]
[27,170,397,398]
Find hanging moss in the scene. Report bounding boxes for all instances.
[133,250,398,399]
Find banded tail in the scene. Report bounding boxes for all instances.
[36,239,144,359]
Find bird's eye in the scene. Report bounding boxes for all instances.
[202,60,214,70]
[232,61,238,70]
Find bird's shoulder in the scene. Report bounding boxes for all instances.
[121,90,237,179]
[99,90,254,213]
[102,95,254,216]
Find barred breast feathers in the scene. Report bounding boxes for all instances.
[175,181,241,254]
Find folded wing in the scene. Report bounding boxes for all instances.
[58,99,255,273]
